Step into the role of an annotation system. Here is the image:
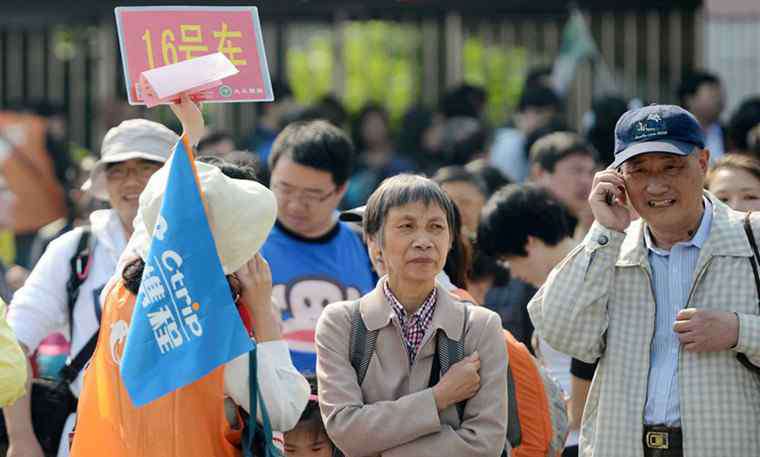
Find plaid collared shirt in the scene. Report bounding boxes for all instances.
[384,281,437,365]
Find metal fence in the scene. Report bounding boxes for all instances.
[705,12,760,118]
[0,7,701,153]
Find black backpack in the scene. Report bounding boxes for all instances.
[332,300,519,457]
[0,227,98,456]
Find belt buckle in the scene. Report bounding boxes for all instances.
[646,431,669,449]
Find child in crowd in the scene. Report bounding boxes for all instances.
[283,377,335,457]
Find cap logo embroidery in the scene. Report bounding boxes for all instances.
[634,112,667,140]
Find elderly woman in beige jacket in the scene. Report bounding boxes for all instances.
[315,174,508,457]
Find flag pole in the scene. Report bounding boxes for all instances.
[180,133,207,203]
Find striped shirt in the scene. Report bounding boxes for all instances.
[643,198,712,426]
[384,281,437,365]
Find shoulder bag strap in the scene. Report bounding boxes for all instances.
[743,211,760,309]
[58,331,99,384]
[349,300,377,386]
[431,304,470,420]
[738,211,760,372]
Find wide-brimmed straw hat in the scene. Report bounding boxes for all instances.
[133,158,277,274]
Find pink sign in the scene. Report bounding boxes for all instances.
[115,6,273,105]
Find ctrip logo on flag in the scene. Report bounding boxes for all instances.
[119,138,254,407]
[142,240,203,353]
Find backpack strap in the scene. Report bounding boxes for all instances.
[66,226,94,340]
[439,305,520,453]
[349,300,378,386]
[334,302,376,457]
[58,227,97,385]
[429,304,469,420]
[437,304,468,375]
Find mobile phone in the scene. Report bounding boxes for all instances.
[605,169,626,205]
[604,191,614,206]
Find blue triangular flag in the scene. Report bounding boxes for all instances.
[120,138,254,406]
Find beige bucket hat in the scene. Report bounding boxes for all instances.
[132,157,277,274]
[82,119,179,200]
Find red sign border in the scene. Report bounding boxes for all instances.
[114,6,274,105]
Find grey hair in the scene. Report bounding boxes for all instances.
[363,174,457,246]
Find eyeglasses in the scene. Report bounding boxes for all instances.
[105,163,162,181]
[270,182,337,206]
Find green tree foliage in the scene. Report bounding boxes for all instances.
[343,21,420,122]
[286,21,527,127]
[462,36,527,125]
[287,21,420,124]
[286,28,334,106]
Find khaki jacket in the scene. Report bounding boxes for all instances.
[528,193,760,456]
[316,279,508,457]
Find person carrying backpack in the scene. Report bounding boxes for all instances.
[315,174,508,457]
[478,183,594,457]
[1,115,178,457]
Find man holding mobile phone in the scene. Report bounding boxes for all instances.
[528,104,760,457]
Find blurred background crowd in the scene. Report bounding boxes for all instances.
[1,0,760,424]
[0,0,759,370]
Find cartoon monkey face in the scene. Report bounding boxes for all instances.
[287,279,344,327]
[283,278,361,328]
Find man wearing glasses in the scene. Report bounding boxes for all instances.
[262,120,375,374]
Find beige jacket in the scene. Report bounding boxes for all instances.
[528,193,760,456]
[316,279,508,457]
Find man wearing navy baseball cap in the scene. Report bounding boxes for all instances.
[609,104,706,169]
[528,104,760,457]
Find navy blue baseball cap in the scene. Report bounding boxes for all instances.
[610,104,705,169]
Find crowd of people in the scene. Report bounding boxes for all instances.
[0,65,760,457]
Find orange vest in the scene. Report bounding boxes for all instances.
[70,280,239,457]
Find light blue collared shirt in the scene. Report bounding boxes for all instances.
[643,198,713,426]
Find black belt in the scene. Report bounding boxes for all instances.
[643,425,682,457]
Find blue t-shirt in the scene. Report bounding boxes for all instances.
[261,220,375,374]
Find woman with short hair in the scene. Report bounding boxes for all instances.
[316,174,508,457]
